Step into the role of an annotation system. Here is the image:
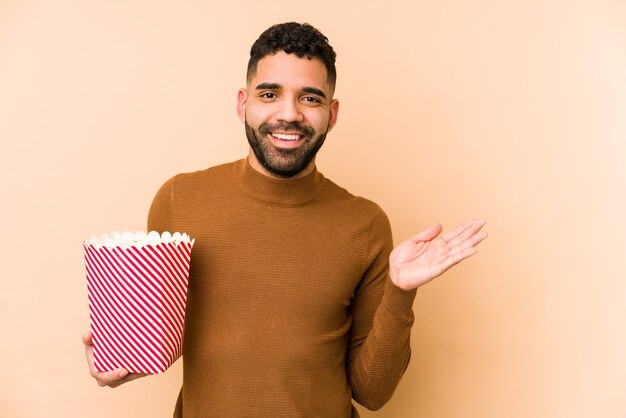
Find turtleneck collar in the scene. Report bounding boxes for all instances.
[233,158,325,206]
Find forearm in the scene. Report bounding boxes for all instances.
[349,278,416,410]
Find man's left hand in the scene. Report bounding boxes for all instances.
[389,219,487,290]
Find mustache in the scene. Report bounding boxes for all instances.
[258,122,315,137]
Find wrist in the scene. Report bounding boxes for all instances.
[389,270,417,291]
[382,277,418,315]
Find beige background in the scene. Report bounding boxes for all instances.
[1,0,625,417]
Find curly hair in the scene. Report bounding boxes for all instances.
[247,22,337,90]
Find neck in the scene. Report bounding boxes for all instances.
[246,150,316,180]
[234,158,325,205]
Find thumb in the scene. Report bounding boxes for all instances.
[82,331,93,347]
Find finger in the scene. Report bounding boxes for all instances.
[108,372,151,388]
[440,219,476,242]
[443,246,478,270]
[82,331,142,387]
[408,224,442,243]
[469,230,488,247]
[121,372,149,383]
[103,370,150,388]
[457,221,487,247]
[446,219,486,246]
[83,331,95,370]
[453,228,488,249]
[95,369,129,387]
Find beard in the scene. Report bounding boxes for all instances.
[245,120,328,178]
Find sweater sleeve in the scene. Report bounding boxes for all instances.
[147,176,175,233]
[347,208,417,411]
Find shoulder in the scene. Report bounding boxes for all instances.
[320,176,390,226]
[148,161,241,230]
[154,160,240,198]
[169,160,237,188]
[318,177,392,252]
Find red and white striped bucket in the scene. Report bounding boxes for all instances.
[84,233,193,373]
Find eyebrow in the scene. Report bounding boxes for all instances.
[255,82,281,91]
[302,87,327,99]
[254,82,327,100]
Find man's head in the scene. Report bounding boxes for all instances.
[247,22,337,93]
[238,23,339,179]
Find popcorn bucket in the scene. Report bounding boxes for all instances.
[83,231,194,373]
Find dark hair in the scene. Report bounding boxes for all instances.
[247,22,337,90]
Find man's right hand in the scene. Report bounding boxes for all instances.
[83,331,148,388]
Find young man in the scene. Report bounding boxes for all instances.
[84,22,487,417]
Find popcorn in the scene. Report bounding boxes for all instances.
[85,230,194,249]
[84,231,194,374]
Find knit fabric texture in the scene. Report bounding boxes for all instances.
[147,159,417,417]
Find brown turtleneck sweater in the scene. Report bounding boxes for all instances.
[147,159,417,417]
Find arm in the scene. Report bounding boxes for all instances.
[347,210,416,410]
[348,215,487,410]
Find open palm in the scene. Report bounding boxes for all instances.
[389,219,487,290]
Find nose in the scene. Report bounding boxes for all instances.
[275,97,304,123]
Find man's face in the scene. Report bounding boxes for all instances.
[237,51,339,178]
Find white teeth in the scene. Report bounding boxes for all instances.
[272,133,301,141]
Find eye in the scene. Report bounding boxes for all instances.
[260,92,277,100]
[302,96,322,104]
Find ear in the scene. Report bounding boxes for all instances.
[236,88,248,123]
[327,99,339,132]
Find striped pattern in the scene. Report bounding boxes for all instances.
[84,241,193,373]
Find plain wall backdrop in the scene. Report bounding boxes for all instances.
[1,1,624,417]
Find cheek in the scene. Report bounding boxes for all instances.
[245,105,274,125]
[308,112,331,131]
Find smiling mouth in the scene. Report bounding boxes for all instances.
[271,133,303,141]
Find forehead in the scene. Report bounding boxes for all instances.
[251,51,331,93]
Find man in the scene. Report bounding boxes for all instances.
[84,22,487,417]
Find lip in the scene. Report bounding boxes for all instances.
[268,132,305,149]
[271,131,304,137]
